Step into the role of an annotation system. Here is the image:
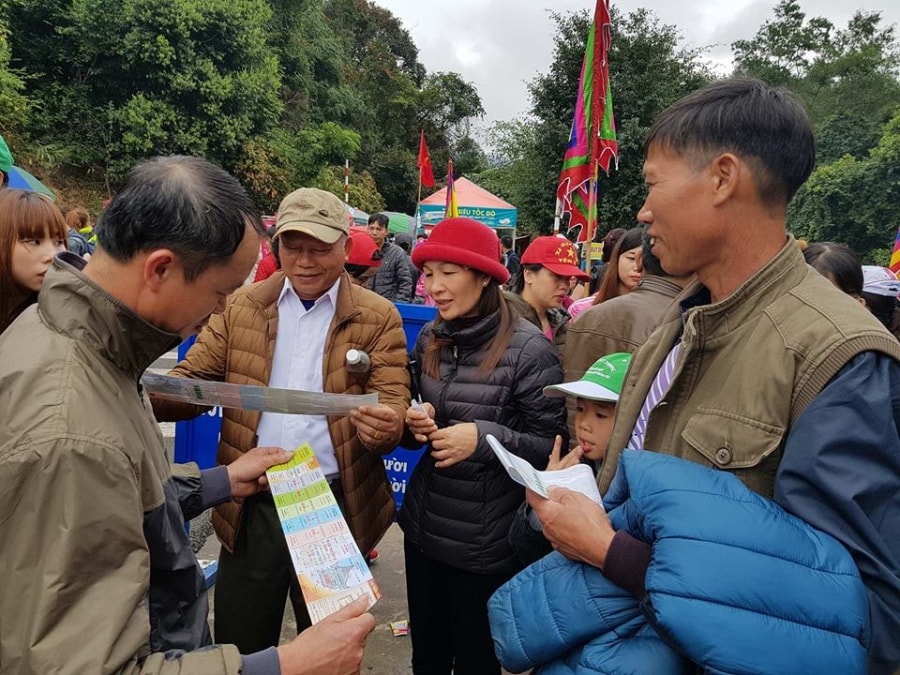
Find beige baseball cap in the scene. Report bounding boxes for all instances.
[274,188,349,244]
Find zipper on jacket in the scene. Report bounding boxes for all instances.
[437,344,460,429]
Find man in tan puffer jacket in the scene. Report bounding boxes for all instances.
[152,188,410,654]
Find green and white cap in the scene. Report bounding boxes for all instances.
[543,352,632,402]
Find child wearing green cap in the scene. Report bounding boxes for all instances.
[508,352,633,565]
[542,351,632,467]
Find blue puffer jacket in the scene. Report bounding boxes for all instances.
[489,451,870,675]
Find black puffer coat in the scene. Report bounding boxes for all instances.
[398,311,567,576]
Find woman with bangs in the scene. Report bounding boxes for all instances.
[567,226,644,321]
[400,217,567,675]
[0,190,68,333]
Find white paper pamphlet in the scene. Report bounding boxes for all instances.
[142,373,377,415]
[266,444,381,623]
[486,434,604,508]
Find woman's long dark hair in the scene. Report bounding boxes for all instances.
[592,227,643,306]
[422,279,513,379]
[803,242,862,297]
[861,292,895,328]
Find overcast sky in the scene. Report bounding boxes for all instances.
[380,0,900,129]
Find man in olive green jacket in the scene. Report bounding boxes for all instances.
[529,79,900,674]
[0,158,375,675]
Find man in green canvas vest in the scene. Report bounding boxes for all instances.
[528,78,900,674]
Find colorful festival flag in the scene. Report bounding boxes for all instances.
[445,159,459,219]
[891,225,900,276]
[418,130,435,189]
[556,0,618,242]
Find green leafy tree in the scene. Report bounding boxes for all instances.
[323,0,424,212]
[451,135,488,177]
[417,72,486,193]
[321,1,485,214]
[732,0,900,166]
[7,0,283,175]
[732,0,833,86]
[734,1,900,260]
[419,73,484,139]
[0,25,29,131]
[314,165,385,213]
[469,119,549,231]
[2,0,486,213]
[234,123,361,212]
[789,110,900,262]
[266,0,348,130]
[236,134,300,213]
[324,0,425,86]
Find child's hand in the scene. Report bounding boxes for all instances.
[546,435,583,471]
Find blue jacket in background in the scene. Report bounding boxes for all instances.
[66,229,93,256]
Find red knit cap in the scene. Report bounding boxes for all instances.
[411,217,509,284]
[522,236,589,281]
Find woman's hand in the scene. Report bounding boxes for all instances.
[405,402,437,443]
[545,435,583,471]
[429,423,479,469]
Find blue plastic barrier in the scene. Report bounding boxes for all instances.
[382,303,436,511]
[394,302,438,356]
[171,338,221,588]
[172,303,437,513]
[173,336,221,469]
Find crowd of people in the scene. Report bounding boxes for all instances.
[1,78,899,675]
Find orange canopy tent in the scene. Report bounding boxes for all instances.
[418,177,517,230]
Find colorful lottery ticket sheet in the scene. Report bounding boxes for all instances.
[266,444,381,623]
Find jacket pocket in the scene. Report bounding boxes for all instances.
[681,409,784,470]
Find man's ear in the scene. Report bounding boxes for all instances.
[709,153,741,207]
[143,249,179,291]
[344,236,353,261]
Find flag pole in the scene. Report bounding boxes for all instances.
[417,165,423,209]
[553,197,562,235]
[344,159,350,204]
[584,160,600,271]
[414,166,423,238]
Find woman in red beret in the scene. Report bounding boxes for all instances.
[400,217,568,675]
